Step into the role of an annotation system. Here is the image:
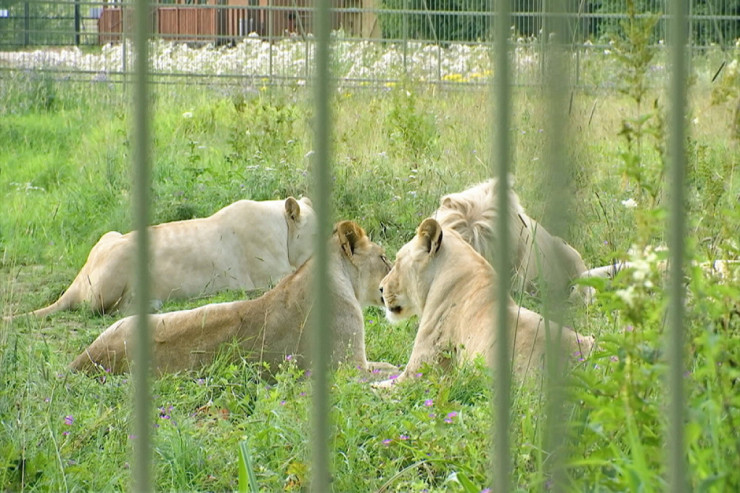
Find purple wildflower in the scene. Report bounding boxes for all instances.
[63,415,74,426]
[399,434,409,440]
[382,439,392,446]
[424,399,433,407]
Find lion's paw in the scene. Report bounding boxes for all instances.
[371,378,397,390]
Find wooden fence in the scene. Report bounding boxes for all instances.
[97,1,379,45]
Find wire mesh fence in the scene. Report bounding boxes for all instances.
[0,1,737,87]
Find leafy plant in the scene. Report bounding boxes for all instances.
[610,0,666,246]
[385,84,439,158]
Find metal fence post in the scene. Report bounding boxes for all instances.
[132,0,153,490]
[24,1,30,46]
[310,0,333,490]
[666,0,688,490]
[74,0,80,46]
[492,2,512,491]
[541,1,573,490]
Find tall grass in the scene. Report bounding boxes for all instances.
[1,64,738,490]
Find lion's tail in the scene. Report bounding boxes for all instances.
[4,280,83,322]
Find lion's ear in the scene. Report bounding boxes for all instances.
[418,218,443,255]
[284,197,301,222]
[335,220,366,258]
[440,194,453,209]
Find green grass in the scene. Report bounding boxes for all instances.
[1,69,739,491]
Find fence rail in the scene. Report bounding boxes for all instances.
[1,1,738,47]
[0,1,737,88]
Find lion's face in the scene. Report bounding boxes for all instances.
[353,238,393,308]
[333,221,392,308]
[380,218,443,323]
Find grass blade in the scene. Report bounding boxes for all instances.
[237,439,259,493]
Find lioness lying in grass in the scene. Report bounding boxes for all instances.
[377,218,594,387]
[70,221,397,376]
[9,197,316,320]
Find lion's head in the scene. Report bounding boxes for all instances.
[433,177,524,264]
[333,220,392,308]
[380,218,445,323]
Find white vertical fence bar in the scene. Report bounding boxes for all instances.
[666,0,688,490]
[310,0,333,491]
[541,1,572,490]
[492,0,512,491]
[132,0,153,491]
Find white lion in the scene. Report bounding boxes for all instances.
[8,197,317,319]
[70,221,398,376]
[433,178,588,296]
[377,218,594,386]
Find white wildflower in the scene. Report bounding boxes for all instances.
[616,286,636,308]
[621,198,638,209]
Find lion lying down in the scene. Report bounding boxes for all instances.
[377,218,594,386]
[70,221,397,376]
[10,196,317,319]
[433,178,587,296]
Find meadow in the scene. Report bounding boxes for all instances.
[1,39,739,491]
